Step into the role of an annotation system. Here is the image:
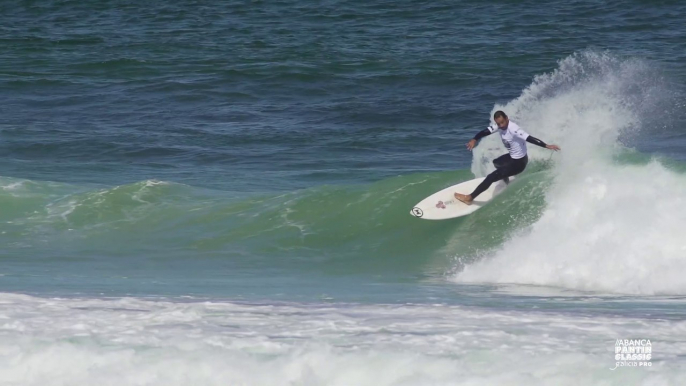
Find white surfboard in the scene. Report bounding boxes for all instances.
[410,176,514,220]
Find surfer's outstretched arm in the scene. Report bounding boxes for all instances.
[526,135,561,151]
[466,128,493,151]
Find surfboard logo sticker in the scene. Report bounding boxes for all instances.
[411,207,424,217]
[436,201,446,209]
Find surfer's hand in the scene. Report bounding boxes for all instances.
[546,144,561,151]
[466,139,477,151]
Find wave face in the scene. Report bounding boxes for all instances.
[0,169,478,284]
[454,51,686,295]
[3,51,685,297]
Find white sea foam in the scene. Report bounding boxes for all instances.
[457,51,686,295]
[1,293,685,385]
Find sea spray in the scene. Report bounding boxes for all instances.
[455,51,686,295]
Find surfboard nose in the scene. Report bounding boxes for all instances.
[410,207,424,218]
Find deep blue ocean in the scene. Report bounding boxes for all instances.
[1,1,685,384]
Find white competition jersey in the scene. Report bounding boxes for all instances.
[487,121,530,159]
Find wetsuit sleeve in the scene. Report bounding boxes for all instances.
[525,135,548,148]
[473,126,496,141]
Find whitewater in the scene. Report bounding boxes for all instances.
[1,293,685,385]
[455,52,686,295]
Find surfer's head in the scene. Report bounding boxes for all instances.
[494,111,509,129]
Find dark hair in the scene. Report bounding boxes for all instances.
[494,111,508,119]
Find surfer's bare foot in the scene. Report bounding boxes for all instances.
[454,192,473,205]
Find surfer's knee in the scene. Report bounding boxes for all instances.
[484,171,502,184]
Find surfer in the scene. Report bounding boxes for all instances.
[454,111,560,205]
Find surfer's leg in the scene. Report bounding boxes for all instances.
[509,155,528,176]
[499,155,529,185]
[492,154,511,170]
[493,154,513,184]
[456,155,525,204]
[469,168,507,199]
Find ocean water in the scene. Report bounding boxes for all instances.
[2,1,686,384]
